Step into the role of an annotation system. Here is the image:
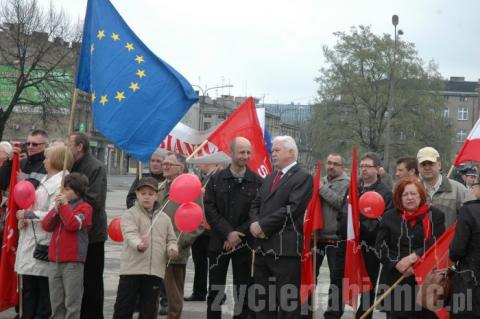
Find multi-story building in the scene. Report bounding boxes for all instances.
[183,95,313,170]
[441,77,480,154]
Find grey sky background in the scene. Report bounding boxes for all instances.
[38,0,480,104]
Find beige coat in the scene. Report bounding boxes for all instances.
[120,202,178,279]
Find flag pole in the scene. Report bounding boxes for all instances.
[312,232,318,319]
[359,273,407,319]
[446,165,454,178]
[186,140,209,161]
[61,88,79,190]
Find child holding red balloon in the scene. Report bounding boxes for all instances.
[113,176,178,319]
[41,172,92,319]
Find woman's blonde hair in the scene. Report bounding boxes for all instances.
[44,145,74,172]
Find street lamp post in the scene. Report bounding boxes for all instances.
[383,15,403,172]
[191,84,234,130]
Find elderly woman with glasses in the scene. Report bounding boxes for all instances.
[449,179,480,318]
[375,177,445,318]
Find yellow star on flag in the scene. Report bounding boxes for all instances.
[136,69,146,78]
[91,92,96,102]
[97,30,106,40]
[90,44,94,54]
[115,91,126,102]
[100,95,108,105]
[125,42,134,51]
[129,82,140,92]
[135,55,144,64]
[111,33,120,41]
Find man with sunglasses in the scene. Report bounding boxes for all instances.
[0,129,49,191]
[310,153,349,319]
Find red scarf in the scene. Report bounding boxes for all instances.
[401,203,431,242]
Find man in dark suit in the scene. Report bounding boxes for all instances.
[249,135,313,319]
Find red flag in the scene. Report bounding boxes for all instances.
[453,118,480,166]
[413,222,456,284]
[343,146,372,308]
[412,222,456,319]
[300,160,323,304]
[207,97,272,177]
[0,152,20,311]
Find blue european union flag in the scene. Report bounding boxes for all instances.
[75,0,198,161]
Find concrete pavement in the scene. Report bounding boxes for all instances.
[1,175,384,318]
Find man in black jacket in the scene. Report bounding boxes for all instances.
[185,162,217,302]
[0,129,48,191]
[69,132,108,319]
[249,135,313,319]
[205,137,262,318]
[356,152,393,319]
[126,151,165,208]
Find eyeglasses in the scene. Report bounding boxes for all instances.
[161,163,182,168]
[25,142,46,147]
[327,161,343,167]
[360,165,377,169]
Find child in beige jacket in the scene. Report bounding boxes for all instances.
[113,177,178,319]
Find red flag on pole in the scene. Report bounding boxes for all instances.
[300,160,324,304]
[453,118,480,166]
[0,152,20,311]
[207,97,272,177]
[412,223,456,319]
[343,146,372,308]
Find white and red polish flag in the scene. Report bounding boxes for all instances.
[343,146,372,308]
[454,117,480,166]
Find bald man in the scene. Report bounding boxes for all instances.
[204,137,262,319]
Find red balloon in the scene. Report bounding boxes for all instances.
[108,216,123,242]
[14,181,36,209]
[169,174,202,204]
[174,202,203,233]
[359,191,385,219]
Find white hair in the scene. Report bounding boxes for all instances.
[0,141,12,156]
[272,135,298,159]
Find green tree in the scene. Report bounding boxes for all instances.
[0,0,79,139]
[312,26,453,167]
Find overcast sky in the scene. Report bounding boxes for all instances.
[37,0,480,104]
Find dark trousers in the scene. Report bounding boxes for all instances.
[207,249,252,319]
[312,241,346,319]
[386,310,438,319]
[21,274,51,319]
[355,245,380,319]
[253,254,301,319]
[191,233,210,298]
[113,275,163,319]
[81,241,105,319]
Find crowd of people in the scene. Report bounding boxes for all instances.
[0,130,479,319]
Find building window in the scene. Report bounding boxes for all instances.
[203,114,212,118]
[458,107,468,121]
[456,129,467,143]
[460,96,467,102]
[203,122,211,130]
[443,96,449,101]
[399,131,406,140]
[442,107,449,119]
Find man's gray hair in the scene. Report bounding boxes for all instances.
[167,152,186,167]
[272,135,298,159]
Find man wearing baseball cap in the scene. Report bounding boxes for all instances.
[417,146,466,227]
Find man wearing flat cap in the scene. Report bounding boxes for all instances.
[417,146,466,227]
